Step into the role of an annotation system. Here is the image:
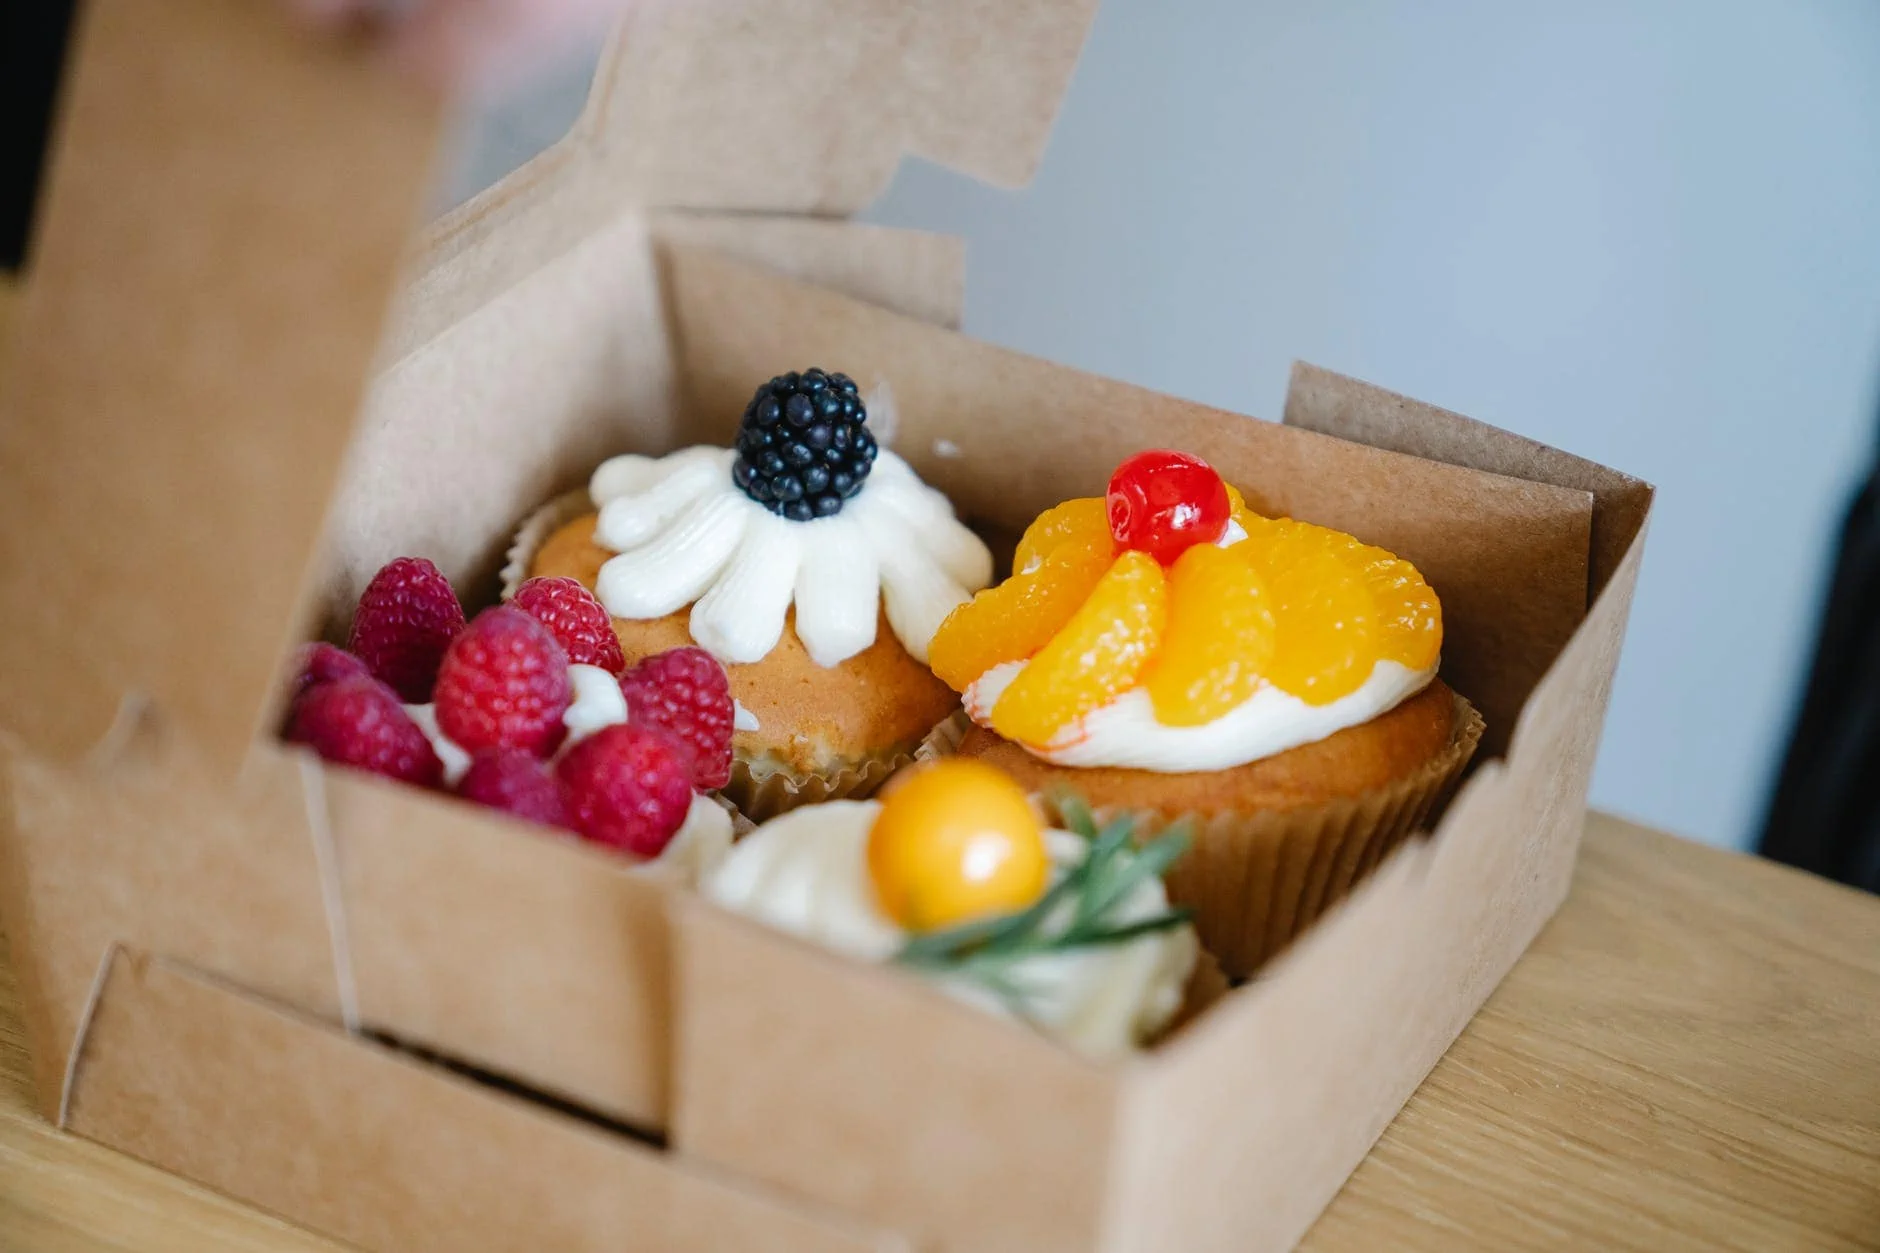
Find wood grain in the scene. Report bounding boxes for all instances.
[1302,813,1880,1252]
[2,282,1876,1249]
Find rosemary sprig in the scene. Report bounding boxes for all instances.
[894,797,1195,1004]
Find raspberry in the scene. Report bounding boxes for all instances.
[291,642,371,702]
[511,576,625,674]
[616,647,734,789]
[348,557,468,702]
[457,748,567,828]
[556,724,694,857]
[434,606,572,756]
[287,675,442,787]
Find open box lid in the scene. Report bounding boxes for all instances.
[0,0,1097,776]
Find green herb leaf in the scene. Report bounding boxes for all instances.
[1063,906,1195,949]
[899,849,1095,966]
[1053,790,1098,840]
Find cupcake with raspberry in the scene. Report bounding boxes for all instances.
[287,558,738,883]
[923,451,1484,976]
[704,760,1218,1059]
[508,369,992,820]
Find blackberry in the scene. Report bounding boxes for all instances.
[732,368,878,521]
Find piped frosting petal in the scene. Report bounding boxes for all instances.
[689,510,802,664]
[792,514,882,667]
[595,449,731,551]
[596,490,748,619]
[865,507,973,666]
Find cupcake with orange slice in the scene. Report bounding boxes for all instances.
[925,451,1483,976]
[704,760,1216,1058]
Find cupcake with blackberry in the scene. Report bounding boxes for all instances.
[923,451,1483,976]
[510,369,991,819]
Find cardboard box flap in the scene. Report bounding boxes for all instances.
[0,0,440,770]
[581,0,1099,214]
[1282,363,1654,597]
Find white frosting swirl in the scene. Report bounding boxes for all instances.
[589,447,991,667]
[964,658,1436,772]
[704,800,1196,1059]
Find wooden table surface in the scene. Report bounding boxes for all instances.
[3,276,1879,1250]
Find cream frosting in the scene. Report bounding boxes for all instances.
[655,792,735,884]
[963,658,1436,772]
[404,701,472,787]
[562,663,629,745]
[704,800,1196,1059]
[732,699,760,732]
[589,447,991,667]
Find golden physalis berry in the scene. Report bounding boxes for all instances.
[1144,543,1276,725]
[1236,523,1378,705]
[1012,496,1111,576]
[928,523,1115,691]
[867,760,1049,932]
[991,550,1169,745]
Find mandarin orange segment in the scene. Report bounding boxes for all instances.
[1012,496,1110,575]
[991,550,1168,746]
[928,527,1115,691]
[1278,521,1443,671]
[1223,483,1263,539]
[1236,525,1378,705]
[1352,552,1441,669]
[1144,543,1276,726]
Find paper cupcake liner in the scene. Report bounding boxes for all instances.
[501,488,595,600]
[922,693,1485,979]
[914,709,974,763]
[722,742,924,824]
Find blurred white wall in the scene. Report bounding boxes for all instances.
[860,0,1880,850]
[453,1,1880,850]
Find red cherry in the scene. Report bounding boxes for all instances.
[1106,450,1231,564]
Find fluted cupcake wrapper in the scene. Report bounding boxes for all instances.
[722,746,922,824]
[913,709,975,763]
[916,693,1485,979]
[501,489,595,601]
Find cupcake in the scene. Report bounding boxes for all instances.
[510,370,992,820]
[925,450,1484,976]
[703,760,1213,1059]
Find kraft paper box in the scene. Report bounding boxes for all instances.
[0,2,1651,1252]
